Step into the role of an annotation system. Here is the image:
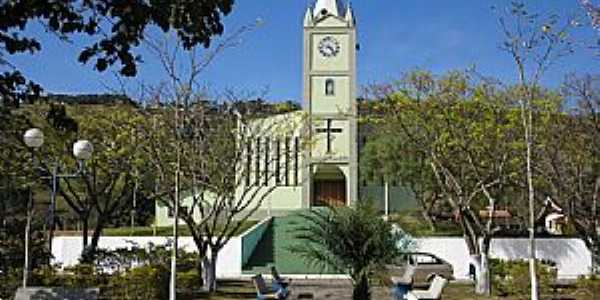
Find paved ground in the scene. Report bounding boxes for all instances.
[208,278,591,300]
[287,280,392,299]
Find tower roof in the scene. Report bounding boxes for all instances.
[313,0,344,18]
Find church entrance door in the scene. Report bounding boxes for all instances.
[312,165,347,207]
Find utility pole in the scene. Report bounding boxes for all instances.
[168,4,179,298]
[169,115,181,300]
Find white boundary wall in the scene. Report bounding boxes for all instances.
[52,236,242,277]
[52,236,591,279]
[414,238,591,280]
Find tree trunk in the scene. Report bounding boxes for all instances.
[593,251,600,275]
[202,251,218,292]
[471,254,491,296]
[90,220,104,253]
[421,209,436,232]
[82,216,89,249]
[352,274,370,300]
[196,259,204,287]
[81,219,105,264]
[585,238,600,274]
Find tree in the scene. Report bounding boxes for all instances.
[360,130,441,229]
[19,102,147,262]
[495,2,578,298]
[130,19,308,293]
[292,201,411,300]
[580,0,600,30]
[63,105,147,261]
[364,70,528,295]
[537,74,600,271]
[360,87,440,229]
[0,0,234,108]
[141,98,307,292]
[0,187,50,274]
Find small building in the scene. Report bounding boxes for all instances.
[536,196,567,236]
[478,207,524,235]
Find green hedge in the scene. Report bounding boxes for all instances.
[0,243,203,299]
[490,258,557,297]
[0,265,200,300]
[0,268,22,299]
[104,265,170,299]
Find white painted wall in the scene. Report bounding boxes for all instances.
[52,236,242,277]
[489,238,590,279]
[52,236,591,280]
[414,238,591,280]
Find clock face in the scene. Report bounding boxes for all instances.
[318,36,340,58]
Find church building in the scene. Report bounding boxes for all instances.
[155,0,413,226]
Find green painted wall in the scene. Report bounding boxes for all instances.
[241,217,272,266]
[359,185,419,213]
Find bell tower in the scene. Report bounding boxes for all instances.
[302,0,358,207]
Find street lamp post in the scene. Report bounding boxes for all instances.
[22,129,44,288]
[47,140,93,251]
[22,128,93,287]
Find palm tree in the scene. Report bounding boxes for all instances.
[292,200,412,300]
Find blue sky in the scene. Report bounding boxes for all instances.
[9,0,598,102]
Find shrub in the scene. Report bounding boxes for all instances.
[491,258,557,297]
[0,244,202,299]
[292,201,413,300]
[576,275,600,297]
[178,270,202,291]
[105,264,170,299]
[0,268,22,299]
[61,264,105,288]
[94,242,199,273]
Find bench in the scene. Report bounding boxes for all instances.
[406,276,447,300]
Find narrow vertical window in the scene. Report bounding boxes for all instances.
[246,141,252,186]
[294,137,299,186]
[325,79,335,96]
[285,136,290,186]
[255,137,261,185]
[264,138,270,186]
[275,139,281,186]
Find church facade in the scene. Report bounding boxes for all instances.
[155,0,413,226]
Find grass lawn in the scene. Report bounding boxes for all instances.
[443,283,593,300]
[187,280,591,300]
[55,221,258,237]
